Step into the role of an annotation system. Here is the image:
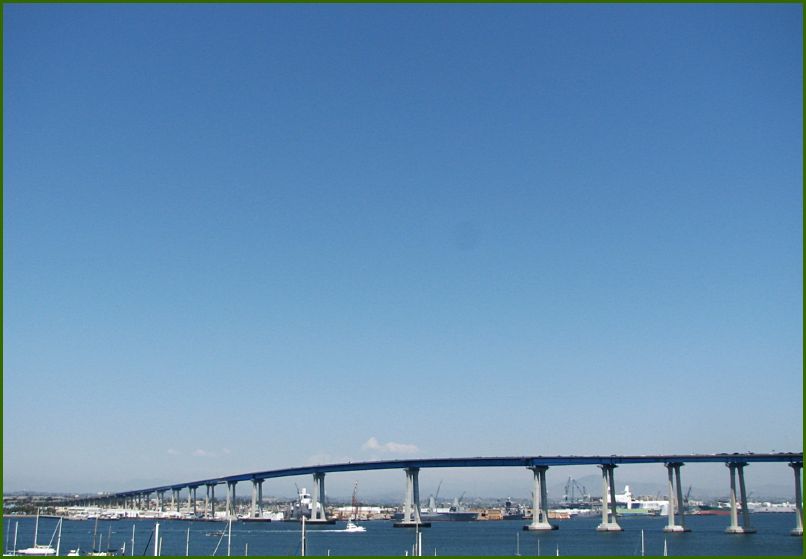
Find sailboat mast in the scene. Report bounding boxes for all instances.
[33,509,40,546]
[92,517,99,551]
[56,518,63,556]
[301,516,306,557]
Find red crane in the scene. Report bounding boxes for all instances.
[351,482,360,521]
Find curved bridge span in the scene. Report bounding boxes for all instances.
[73,452,803,536]
[124,452,804,492]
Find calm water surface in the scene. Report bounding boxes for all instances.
[3,515,803,556]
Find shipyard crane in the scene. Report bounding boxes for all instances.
[351,482,360,521]
[434,480,443,504]
[449,491,466,512]
[563,477,588,503]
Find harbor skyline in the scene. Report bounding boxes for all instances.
[3,2,802,503]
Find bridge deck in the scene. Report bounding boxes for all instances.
[105,452,802,497]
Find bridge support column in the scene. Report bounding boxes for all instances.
[208,484,216,519]
[251,480,259,518]
[250,479,264,518]
[258,479,264,518]
[226,481,237,520]
[187,487,193,515]
[158,491,165,513]
[191,486,197,516]
[596,465,622,531]
[394,467,430,528]
[173,488,180,513]
[524,466,556,531]
[725,462,755,534]
[790,462,803,536]
[309,473,334,523]
[663,462,690,532]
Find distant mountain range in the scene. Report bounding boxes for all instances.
[547,474,794,501]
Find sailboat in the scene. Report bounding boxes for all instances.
[3,520,19,556]
[16,512,60,556]
[87,524,117,556]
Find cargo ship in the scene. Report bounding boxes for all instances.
[391,494,478,521]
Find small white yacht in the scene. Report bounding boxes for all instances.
[343,520,366,533]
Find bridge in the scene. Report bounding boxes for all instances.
[65,452,803,536]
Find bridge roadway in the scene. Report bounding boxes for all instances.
[118,453,803,494]
[73,452,803,535]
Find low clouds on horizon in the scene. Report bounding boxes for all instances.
[362,437,419,455]
[166,448,231,458]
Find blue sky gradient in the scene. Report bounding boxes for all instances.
[3,4,802,496]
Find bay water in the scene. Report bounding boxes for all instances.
[3,514,803,556]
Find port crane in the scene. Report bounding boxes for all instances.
[450,491,466,511]
[563,476,588,503]
[434,480,443,503]
[427,480,443,511]
[351,482,360,521]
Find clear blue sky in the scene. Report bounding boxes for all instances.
[3,4,802,497]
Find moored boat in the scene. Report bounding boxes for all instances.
[16,512,61,556]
